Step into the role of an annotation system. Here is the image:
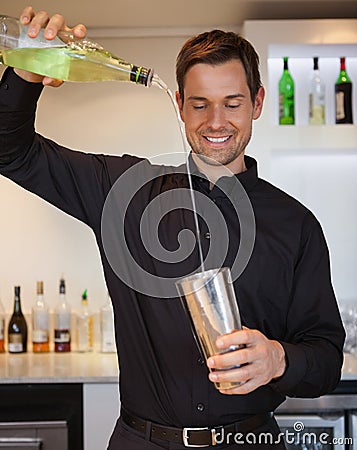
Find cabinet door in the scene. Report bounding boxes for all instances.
[83,384,120,450]
[0,438,41,449]
[0,421,68,449]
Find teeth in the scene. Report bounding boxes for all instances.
[206,136,230,143]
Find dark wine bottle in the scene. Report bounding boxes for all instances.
[335,57,353,124]
[8,286,28,353]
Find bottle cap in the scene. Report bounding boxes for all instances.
[59,278,66,294]
[37,281,44,295]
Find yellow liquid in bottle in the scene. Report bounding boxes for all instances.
[1,45,142,83]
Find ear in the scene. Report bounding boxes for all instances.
[252,86,265,120]
[175,91,185,122]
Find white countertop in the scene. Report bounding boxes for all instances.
[0,351,119,384]
[0,352,356,384]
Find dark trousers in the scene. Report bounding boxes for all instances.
[107,415,287,449]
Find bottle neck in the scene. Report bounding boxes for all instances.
[13,286,22,313]
[13,297,22,314]
[337,57,351,84]
[129,66,153,87]
[283,58,289,71]
[36,294,45,306]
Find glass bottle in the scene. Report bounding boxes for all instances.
[278,57,295,125]
[309,56,326,125]
[0,15,153,85]
[0,296,5,352]
[8,286,28,353]
[76,289,93,353]
[32,281,50,353]
[54,277,71,352]
[335,57,353,124]
[100,293,116,353]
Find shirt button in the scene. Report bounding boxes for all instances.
[204,232,211,240]
[197,403,205,412]
[2,83,9,90]
[197,357,204,365]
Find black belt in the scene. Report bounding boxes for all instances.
[121,408,273,448]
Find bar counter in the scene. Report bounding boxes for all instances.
[0,351,356,384]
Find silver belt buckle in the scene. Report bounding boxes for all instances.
[182,427,217,447]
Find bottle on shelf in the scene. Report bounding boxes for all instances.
[0,15,154,86]
[278,57,295,125]
[8,286,28,353]
[335,57,353,124]
[309,56,326,125]
[0,296,5,353]
[100,293,116,353]
[54,277,71,352]
[32,281,50,353]
[76,289,93,353]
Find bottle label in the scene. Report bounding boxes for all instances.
[279,93,284,120]
[0,318,4,340]
[19,27,65,49]
[54,329,71,343]
[101,330,116,353]
[8,334,23,352]
[336,91,345,120]
[33,329,49,343]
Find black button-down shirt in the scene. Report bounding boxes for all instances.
[0,68,345,430]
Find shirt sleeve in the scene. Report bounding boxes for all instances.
[0,67,143,230]
[272,211,345,398]
[0,67,44,164]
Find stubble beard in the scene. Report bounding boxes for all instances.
[187,129,252,167]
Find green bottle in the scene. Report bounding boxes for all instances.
[335,57,353,124]
[0,15,153,86]
[279,57,295,125]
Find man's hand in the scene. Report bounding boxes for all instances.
[14,6,87,86]
[207,327,286,395]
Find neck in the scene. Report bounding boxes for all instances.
[192,153,246,186]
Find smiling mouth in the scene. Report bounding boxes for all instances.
[204,136,231,143]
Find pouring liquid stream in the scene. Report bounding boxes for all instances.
[152,74,205,273]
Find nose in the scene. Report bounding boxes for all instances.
[205,105,226,130]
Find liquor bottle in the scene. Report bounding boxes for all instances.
[100,294,116,353]
[54,278,71,352]
[32,281,50,353]
[8,286,28,353]
[278,57,295,125]
[0,297,5,352]
[0,15,153,86]
[309,57,326,125]
[76,289,93,352]
[335,57,353,124]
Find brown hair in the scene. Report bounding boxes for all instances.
[176,29,262,104]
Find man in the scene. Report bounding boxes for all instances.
[0,7,345,449]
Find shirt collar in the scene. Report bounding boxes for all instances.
[187,153,259,194]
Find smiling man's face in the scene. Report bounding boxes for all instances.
[176,59,264,174]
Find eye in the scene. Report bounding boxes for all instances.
[226,103,240,109]
[192,104,206,110]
